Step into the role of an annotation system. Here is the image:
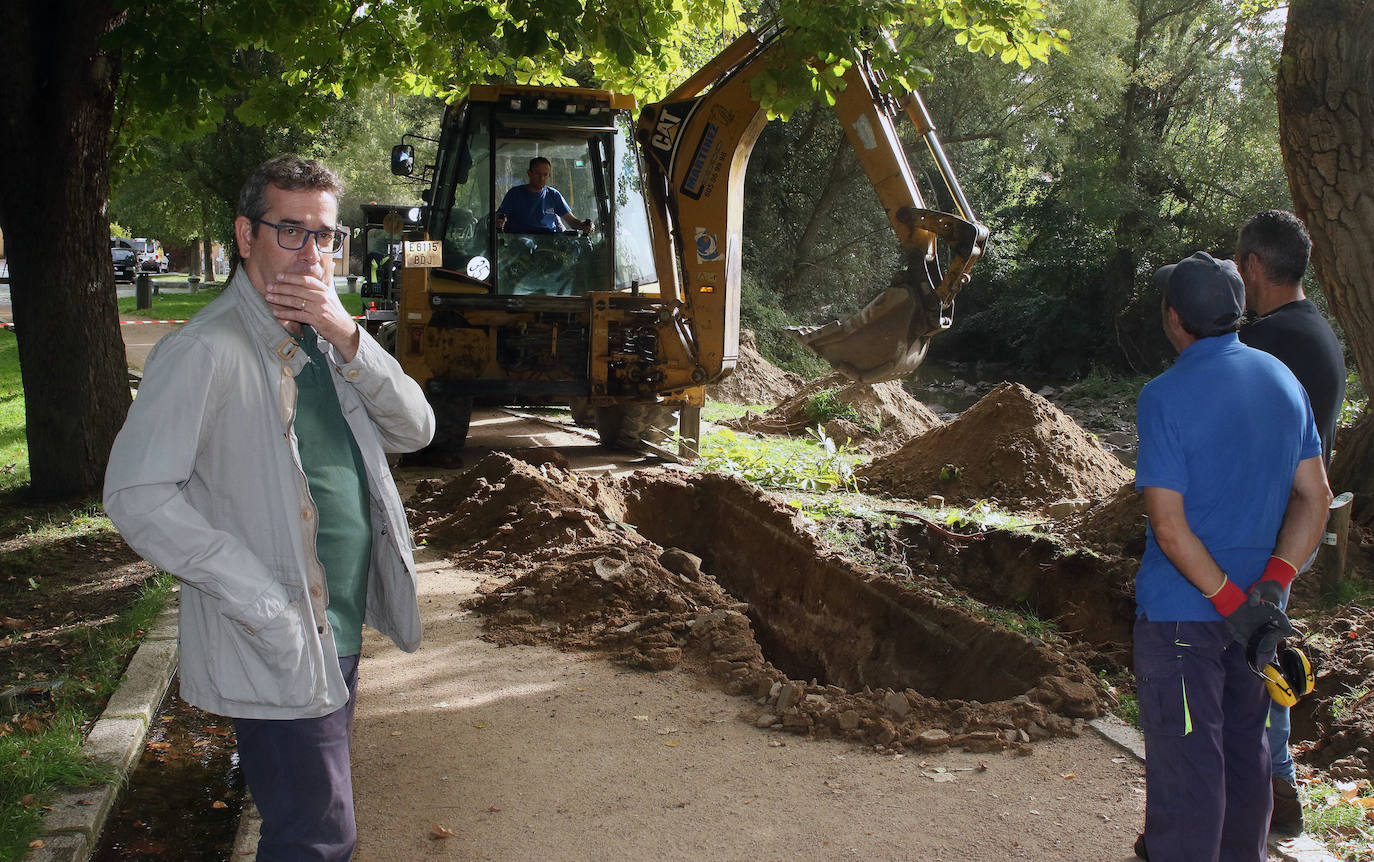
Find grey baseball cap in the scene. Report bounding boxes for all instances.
[1154,251,1245,337]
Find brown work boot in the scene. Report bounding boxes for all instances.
[1271,776,1303,836]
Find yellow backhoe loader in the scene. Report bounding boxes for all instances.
[381,22,988,455]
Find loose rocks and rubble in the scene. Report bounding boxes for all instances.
[407,452,1112,754]
[858,382,1133,508]
[723,371,942,454]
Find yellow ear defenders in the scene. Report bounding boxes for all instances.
[1261,642,1315,708]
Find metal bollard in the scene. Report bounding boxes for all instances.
[135,273,152,310]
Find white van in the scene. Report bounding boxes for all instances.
[131,238,168,273]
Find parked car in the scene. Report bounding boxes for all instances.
[131,237,168,273]
[112,248,137,283]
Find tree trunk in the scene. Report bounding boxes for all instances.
[1277,0,1374,520]
[782,135,853,296]
[201,198,216,283]
[0,2,132,499]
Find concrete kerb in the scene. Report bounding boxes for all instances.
[23,598,179,862]
[1087,717,1340,862]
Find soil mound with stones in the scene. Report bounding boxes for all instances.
[859,382,1133,507]
[408,453,1113,755]
[723,372,942,454]
[1295,604,1374,782]
[706,329,804,406]
[1062,481,1145,557]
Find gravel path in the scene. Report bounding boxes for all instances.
[345,554,1147,861]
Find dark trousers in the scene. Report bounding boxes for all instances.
[235,655,360,862]
[1135,619,1272,862]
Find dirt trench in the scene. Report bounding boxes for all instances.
[616,472,1071,701]
[410,454,1113,754]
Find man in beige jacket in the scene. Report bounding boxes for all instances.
[105,155,434,861]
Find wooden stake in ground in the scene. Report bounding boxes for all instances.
[1319,491,1354,599]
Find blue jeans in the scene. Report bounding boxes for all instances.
[235,655,360,862]
[1136,619,1273,862]
[1268,580,1297,783]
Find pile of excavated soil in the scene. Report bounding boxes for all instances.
[723,371,942,454]
[408,454,1111,755]
[1062,481,1145,557]
[859,382,1133,508]
[706,329,804,406]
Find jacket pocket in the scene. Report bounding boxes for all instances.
[212,603,315,709]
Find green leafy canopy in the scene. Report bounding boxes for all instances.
[107,0,1067,153]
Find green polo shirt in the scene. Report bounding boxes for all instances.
[293,326,372,657]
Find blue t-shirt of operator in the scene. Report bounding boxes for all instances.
[498,185,571,232]
[1134,333,1320,621]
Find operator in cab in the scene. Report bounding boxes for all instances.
[495,156,593,234]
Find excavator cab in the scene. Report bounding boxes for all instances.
[417,91,659,299]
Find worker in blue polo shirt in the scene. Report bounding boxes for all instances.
[495,157,594,234]
[1131,251,1331,861]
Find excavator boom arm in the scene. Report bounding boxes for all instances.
[638,28,989,385]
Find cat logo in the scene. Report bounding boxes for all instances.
[652,108,685,152]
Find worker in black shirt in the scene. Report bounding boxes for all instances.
[1236,209,1346,837]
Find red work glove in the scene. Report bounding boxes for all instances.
[1206,575,1296,648]
[1248,556,1297,606]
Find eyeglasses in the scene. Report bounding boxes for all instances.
[254,219,347,254]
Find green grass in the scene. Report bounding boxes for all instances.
[0,567,176,862]
[688,425,866,492]
[948,594,1060,640]
[1330,684,1372,720]
[804,388,867,428]
[0,711,114,861]
[0,332,26,495]
[117,287,365,319]
[1302,781,1374,862]
[1058,366,1150,406]
[701,401,772,423]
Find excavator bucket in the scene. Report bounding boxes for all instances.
[789,208,987,384]
[788,269,945,384]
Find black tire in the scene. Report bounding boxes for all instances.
[594,402,678,450]
[424,394,474,456]
[568,396,597,428]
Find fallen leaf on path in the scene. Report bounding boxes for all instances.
[27,841,43,850]
[663,739,681,747]
[632,715,649,721]
[20,794,37,808]
[429,824,456,840]
[1061,773,1076,779]
[147,741,171,751]
[656,727,680,735]
[470,721,489,728]
[485,806,502,813]
[211,801,228,809]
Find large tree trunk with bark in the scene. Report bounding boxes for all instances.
[0,2,132,499]
[1277,0,1374,520]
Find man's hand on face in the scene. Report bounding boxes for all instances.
[265,271,361,362]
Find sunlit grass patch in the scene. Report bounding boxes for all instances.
[1302,780,1374,862]
[688,425,866,492]
[0,331,26,496]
